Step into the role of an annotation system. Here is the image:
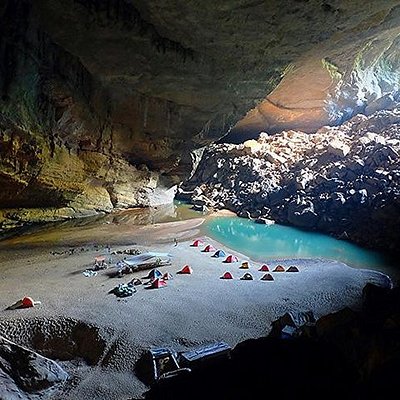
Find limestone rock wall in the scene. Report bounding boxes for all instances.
[179,109,400,253]
[1,0,400,228]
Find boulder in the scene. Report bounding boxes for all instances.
[327,139,351,157]
[287,200,319,229]
[0,335,68,399]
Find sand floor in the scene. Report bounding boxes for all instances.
[0,216,392,399]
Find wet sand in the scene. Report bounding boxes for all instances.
[0,215,392,399]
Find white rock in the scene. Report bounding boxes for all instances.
[327,139,351,157]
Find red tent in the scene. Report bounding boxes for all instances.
[191,240,203,247]
[224,255,238,263]
[178,265,193,274]
[261,273,274,281]
[259,265,270,272]
[220,271,233,280]
[151,278,167,289]
[163,272,173,280]
[22,297,35,308]
[273,265,285,272]
[287,265,299,272]
[203,244,216,252]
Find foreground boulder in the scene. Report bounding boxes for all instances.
[178,109,400,253]
[146,284,400,400]
[0,335,68,399]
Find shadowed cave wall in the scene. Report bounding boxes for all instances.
[0,0,400,230]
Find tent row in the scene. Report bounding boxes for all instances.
[191,239,299,272]
[220,272,275,281]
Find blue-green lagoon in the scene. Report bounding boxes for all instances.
[204,216,398,279]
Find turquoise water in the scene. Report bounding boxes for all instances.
[204,216,397,277]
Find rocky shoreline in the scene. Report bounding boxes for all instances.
[178,109,400,254]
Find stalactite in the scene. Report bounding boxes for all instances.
[143,96,148,129]
[74,0,195,63]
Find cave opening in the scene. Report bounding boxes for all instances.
[1,1,400,400]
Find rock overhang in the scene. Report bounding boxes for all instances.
[1,0,400,227]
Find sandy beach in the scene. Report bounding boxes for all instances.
[0,216,392,399]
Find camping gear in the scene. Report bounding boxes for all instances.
[191,240,203,247]
[122,252,172,269]
[259,264,270,271]
[202,244,216,252]
[281,325,297,339]
[128,278,143,286]
[109,283,136,297]
[83,269,98,277]
[240,272,253,280]
[150,278,167,289]
[287,265,299,272]
[273,265,285,272]
[143,342,231,385]
[117,265,133,278]
[240,261,249,269]
[220,271,233,279]
[7,296,41,310]
[94,255,107,269]
[144,347,192,384]
[179,342,231,369]
[146,268,163,280]
[223,255,238,263]
[177,265,192,274]
[162,272,173,280]
[270,311,316,338]
[260,273,274,281]
[212,249,226,258]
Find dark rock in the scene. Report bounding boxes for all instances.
[287,201,319,229]
[0,335,68,398]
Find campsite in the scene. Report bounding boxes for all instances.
[0,216,392,399]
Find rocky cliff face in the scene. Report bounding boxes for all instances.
[1,0,400,229]
[178,109,400,253]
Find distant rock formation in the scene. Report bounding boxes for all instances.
[178,109,400,253]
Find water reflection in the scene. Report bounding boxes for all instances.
[204,216,398,277]
[0,201,204,243]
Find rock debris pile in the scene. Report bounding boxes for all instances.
[178,110,400,252]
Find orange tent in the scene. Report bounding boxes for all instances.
[259,265,270,272]
[287,266,299,272]
[177,265,193,274]
[261,273,274,281]
[220,271,233,279]
[224,255,238,263]
[240,261,250,269]
[273,265,285,272]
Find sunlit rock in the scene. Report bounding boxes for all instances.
[179,109,400,252]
